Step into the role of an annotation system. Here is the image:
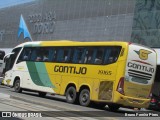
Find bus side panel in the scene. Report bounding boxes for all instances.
[59,76,79,95]
[15,62,56,93]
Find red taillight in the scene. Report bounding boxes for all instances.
[117,77,125,95]
[151,98,157,103]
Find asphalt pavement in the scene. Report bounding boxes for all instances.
[0,85,160,120]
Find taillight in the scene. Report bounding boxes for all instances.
[151,98,157,103]
[117,77,125,95]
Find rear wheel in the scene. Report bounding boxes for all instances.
[66,86,77,104]
[79,89,90,107]
[14,79,22,93]
[38,92,46,97]
[108,104,120,111]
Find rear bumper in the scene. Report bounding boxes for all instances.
[113,92,150,108]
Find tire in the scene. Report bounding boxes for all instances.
[79,89,90,107]
[38,92,46,97]
[108,104,120,111]
[14,79,22,93]
[66,86,77,104]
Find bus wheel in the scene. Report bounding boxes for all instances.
[79,89,90,107]
[108,104,120,111]
[14,79,22,93]
[66,86,77,104]
[38,92,46,97]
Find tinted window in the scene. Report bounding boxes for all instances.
[17,46,121,65]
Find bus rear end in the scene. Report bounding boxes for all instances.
[116,43,157,108]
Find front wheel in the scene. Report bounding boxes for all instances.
[14,79,22,93]
[79,89,90,107]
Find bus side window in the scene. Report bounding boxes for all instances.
[72,48,77,63]
[56,48,64,62]
[74,47,86,64]
[94,48,104,65]
[104,46,121,64]
[17,48,31,63]
[48,48,55,62]
[23,49,31,61]
[83,48,94,64]
[42,49,49,62]
[64,48,72,63]
[30,48,42,62]
[108,47,121,63]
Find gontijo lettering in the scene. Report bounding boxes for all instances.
[54,65,87,74]
[128,62,154,73]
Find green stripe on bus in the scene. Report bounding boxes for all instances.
[26,62,44,86]
[35,62,55,88]
[26,62,55,88]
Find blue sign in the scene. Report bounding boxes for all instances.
[18,14,32,41]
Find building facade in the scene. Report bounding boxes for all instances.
[0,0,160,48]
[0,0,160,97]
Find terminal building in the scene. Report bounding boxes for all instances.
[0,0,159,49]
[0,0,160,94]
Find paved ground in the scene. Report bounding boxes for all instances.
[0,85,160,120]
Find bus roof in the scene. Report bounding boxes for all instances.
[15,40,129,48]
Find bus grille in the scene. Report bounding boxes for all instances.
[128,69,152,83]
[98,81,113,100]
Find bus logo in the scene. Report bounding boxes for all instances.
[134,49,151,60]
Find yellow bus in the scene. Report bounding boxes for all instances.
[3,41,157,111]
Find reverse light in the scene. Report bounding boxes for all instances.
[117,77,125,95]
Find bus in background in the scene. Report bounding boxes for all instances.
[2,41,157,111]
[0,50,5,78]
